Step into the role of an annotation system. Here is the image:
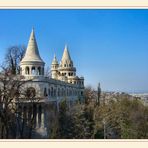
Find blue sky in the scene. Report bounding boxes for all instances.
[0,9,148,93]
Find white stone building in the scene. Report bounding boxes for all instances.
[18,29,84,138]
[20,28,84,101]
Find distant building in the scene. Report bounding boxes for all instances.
[130,93,148,106]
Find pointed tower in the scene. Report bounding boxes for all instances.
[61,44,72,63]
[60,45,73,69]
[20,29,45,78]
[51,54,59,79]
[58,45,76,83]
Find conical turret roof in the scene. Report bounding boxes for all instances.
[61,45,72,62]
[21,28,44,63]
[52,54,58,65]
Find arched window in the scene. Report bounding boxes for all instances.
[44,88,47,97]
[61,88,64,96]
[63,89,65,96]
[23,106,27,119]
[63,88,65,96]
[42,67,44,75]
[54,89,56,97]
[25,67,30,75]
[58,88,60,96]
[28,106,32,121]
[48,89,50,96]
[67,89,69,96]
[32,67,36,75]
[75,90,77,95]
[26,87,36,98]
[51,87,53,97]
[38,67,41,75]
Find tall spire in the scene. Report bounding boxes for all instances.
[61,44,72,62]
[21,28,44,63]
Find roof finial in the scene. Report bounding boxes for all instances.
[32,27,34,32]
[52,53,58,65]
[54,53,56,58]
[65,44,68,50]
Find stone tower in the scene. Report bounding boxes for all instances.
[20,29,45,79]
[49,45,85,89]
[51,54,59,79]
[59,45,76,81]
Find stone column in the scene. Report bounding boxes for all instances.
[41,107,44,128]
[36,105,39,129]
[21,105,24,123]
[44,109,47,129]
[26,106,28,124]
[35,67,38,75]
[19,106,23,122]
[68,100,71,109]
[57,101,59,112]
[29,66,31,75]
